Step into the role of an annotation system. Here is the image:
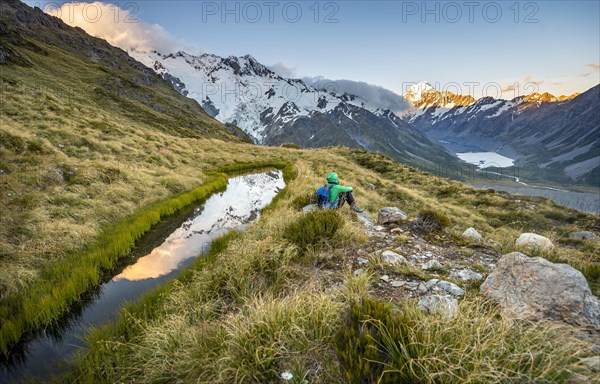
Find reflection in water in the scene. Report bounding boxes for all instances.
[0,171,285,383]
[116,171,284,281]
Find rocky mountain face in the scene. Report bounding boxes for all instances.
[404,82,598,186]
[130,51,460,168]
[404,81,476,111]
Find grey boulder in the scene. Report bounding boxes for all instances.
[450,268,483,282]
[302,204,319,213]
[515,233,554,253]
[569,231,597,240]
[480,252,600,329]
[381,250,407,265]
[378,207,408,225]
[418,295,459,317]
[462,227,482,243]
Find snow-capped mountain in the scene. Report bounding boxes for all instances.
[404,81,580,128]
[404,82,598,186]
[133,50,384,142]
[129,50,460,167]
[404,81,476,111]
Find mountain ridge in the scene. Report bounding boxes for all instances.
[130,49,462,168]
[406,83,600,186]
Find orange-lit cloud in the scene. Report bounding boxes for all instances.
[45,2,196,53]
[585,63,600,71]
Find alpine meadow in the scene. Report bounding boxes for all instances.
[1,1,599,383]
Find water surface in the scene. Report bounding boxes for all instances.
[456,152,515,168]
[0,171,285,383]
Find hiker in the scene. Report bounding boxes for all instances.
[317,172,363,212]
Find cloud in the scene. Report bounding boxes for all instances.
[44,2,197,53]
[302,76,410,114]
[267,62,298,78]
[500,83,519,92]
[523,75,544,87]
[501,75,545,94]
[579,72,592,78]
[586,63,600,71]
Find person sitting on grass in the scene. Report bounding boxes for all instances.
[317,172,363,213]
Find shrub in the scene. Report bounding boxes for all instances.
[27,139,46,153]
[284,210,343,252]
[436,185,461,197]
[280,143,301,149]
[413,209,450,232]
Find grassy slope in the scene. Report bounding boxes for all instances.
[62,153,599,383]
[0,1,598,380]
[3,62,599,380]
[0,0,271,352]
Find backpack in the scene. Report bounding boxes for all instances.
[316,184,337,209]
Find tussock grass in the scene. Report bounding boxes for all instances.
[335,297,595,383]
[413,208,451,233]
[45,155,599,384]
[284,210,343,253]
[59,160,367,383]
[0,173,228,353]
[0,162,289,354]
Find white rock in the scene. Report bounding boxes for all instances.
[425,279,440,289]
[302,204,319,213]
[418,295,459,317]
[378,207,408,224]
[405,282,419,290]
[380,275,390,282]
[515,233,554,253]
[356,212,374,227]
[353,269,364,276]
[436,280,465,296]
[381,250,407,265]
[580,356,600,372]
[391,228,404,234]
[422,260,442,270]
[356,257,369,265]
[450,268,484,282]
[390,280,406,287]
[462,227,483,243]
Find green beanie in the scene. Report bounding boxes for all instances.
[326,172,339,184]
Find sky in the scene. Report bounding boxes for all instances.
[25,0,600,98]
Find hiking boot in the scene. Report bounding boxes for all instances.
[352,205,364,213]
